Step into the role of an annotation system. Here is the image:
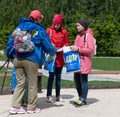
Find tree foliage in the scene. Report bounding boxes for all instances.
[0,0,119,56]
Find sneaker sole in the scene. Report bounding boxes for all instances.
[9,107,26,114]
[73,102,87,107]
[9,109,17,114]
[73,102,83,106]
[27,109,41,114]
[10,111,26,114]
[27,111,40,114]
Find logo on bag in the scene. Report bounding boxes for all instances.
[63,46,81,72]
[65,54,78,63]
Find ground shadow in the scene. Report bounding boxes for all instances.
[60,94,74,99]
[37,94,74,110]
[87,98,99,105]
[0,87,12,95]
[37,97,64,110]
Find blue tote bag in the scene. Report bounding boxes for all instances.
[11,68,17,93]
[63,46,81,73]
[44,54,56,72]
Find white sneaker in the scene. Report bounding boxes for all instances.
[56,96,64,102]
[47,96,52,103]
[27,108,41,114]
[9,107,26,114]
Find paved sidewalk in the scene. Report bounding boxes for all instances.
[1,60,120,81]
[0,88,120,117]
[39,68,120,82]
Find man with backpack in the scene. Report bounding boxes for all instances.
[6,9,56,114]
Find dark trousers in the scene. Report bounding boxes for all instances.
[74,73,88,101]
[47,67,63,97]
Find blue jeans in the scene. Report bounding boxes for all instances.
[74,73,88,101]
[47,67,63,97]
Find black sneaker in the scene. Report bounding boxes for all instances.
[21,100,27,107]
[73,99,87,106]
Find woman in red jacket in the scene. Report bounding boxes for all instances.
[46,14,70,102]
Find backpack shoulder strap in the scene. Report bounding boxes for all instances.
[84,33,86,43]
[84,33,88,46]
[49,28,52,38]
[84,33,89,42]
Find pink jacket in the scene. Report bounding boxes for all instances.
[74,28,94,74]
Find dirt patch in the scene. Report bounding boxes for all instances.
[0,87,12,95]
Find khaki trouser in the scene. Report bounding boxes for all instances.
[11,58,38,110]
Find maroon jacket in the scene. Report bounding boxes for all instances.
[46,25,70,67]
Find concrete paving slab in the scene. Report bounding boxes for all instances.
[0,88,120,117]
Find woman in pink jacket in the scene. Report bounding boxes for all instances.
[71,19,94,106]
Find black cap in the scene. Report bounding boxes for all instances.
[78,19,89,30]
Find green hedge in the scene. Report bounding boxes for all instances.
[66,14,120,56]
[0,15,120,57]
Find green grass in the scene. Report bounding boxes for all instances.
[0,68,12,73]
[0,77,11,87]
[1,75,120,89]
[92,57,120,70]
[0,54,6,61]
[43,76,120,89]
[89,81,120,89]
[1,55,120,89]
[42,76,75,88]
[1,55,120,70]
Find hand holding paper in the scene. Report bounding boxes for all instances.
[70,45,79,52]
[57,47,63,52]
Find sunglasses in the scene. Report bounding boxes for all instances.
[54,24,61,27]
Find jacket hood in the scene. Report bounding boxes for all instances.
[18,18,44,31]
[19,18,31,24]
[85,28,94,36]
